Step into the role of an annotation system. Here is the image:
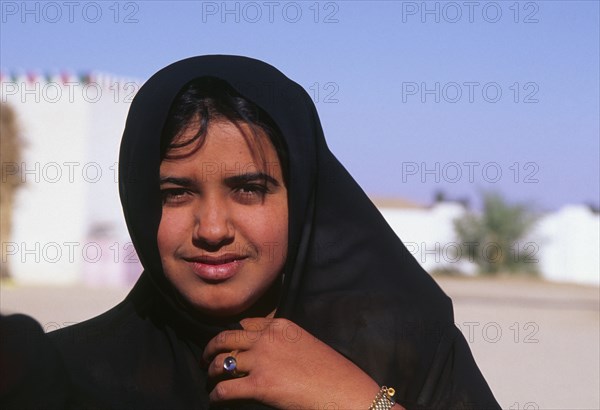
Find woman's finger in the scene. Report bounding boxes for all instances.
[209,377,266,404]
[202,329,255,363]
[207,351,253,379]
[239,317,273,332]
[203,318,276,363]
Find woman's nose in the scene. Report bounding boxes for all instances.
[192,196,234,248]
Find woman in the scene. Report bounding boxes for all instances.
[50,55,500,409]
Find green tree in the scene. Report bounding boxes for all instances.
[453,192,539,275]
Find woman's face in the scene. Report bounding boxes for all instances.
[157,120,288,317]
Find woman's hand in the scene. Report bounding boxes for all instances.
[202,317,403,409]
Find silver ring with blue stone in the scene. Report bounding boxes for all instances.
[223,355,238,374]
[223,351,246,377]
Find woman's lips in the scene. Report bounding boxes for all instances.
[185,254,248,282]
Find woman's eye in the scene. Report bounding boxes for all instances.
[161,188,189,204]
[234,184,270,202]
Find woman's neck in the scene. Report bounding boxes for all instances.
[175,278,281,325]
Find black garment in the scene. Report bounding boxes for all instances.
[50,55,501,410]
[0,313,69,409]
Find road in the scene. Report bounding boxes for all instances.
[2,276,598,409]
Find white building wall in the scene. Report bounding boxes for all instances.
[1,74,141,285]
[532,205,600,285]
[379,203,478,275]
[380,203,600,286]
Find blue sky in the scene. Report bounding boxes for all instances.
[1,0,598,211]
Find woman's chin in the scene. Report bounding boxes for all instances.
[186,295,254,319]
[176,283,279,320]
[199,305,247,318]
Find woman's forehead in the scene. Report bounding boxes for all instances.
[168,120,275,156]
[161,121,283,179]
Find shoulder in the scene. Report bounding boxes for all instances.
[46,288,161,408]
[48,275,156,353]
[49,297,138,345]
[0,314,69,409]
[47,274,163,370]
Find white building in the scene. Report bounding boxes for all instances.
[1,72,141,285]
[378,202,600,286]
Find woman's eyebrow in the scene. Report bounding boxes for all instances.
[159,176,194,186]
[224,172,280,187]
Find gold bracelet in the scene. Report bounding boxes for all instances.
[369,386,396,410]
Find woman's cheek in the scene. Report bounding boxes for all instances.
[158,209,190,249]
[165,208,192,229]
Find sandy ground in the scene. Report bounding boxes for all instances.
[1,276,598,410]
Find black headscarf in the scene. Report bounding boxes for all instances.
[50,55,500,410]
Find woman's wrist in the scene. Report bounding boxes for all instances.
[335,374,406,410]
[367,386,406,410]
[369,386,395,410]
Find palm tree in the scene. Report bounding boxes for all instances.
[453,191,539,275]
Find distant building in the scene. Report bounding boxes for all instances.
[378,201,599,286]
[1,72,142,285]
